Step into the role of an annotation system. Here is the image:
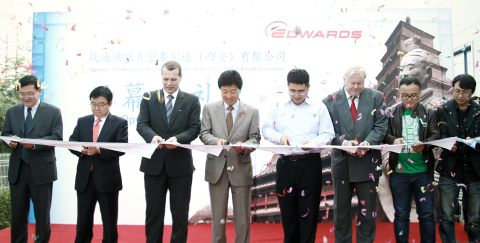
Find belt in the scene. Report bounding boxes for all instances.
[20,159,30,166]
[280,153,319,161]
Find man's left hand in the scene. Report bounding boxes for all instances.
[20,143,34,149]
[301,140,312,151]
[356,141,370,157]
[411,142,425,153]
[86,147,100,155]
[165,137,178,149]
[232,141,245,153]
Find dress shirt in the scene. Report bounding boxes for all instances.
[164,89,179,109]
[93,114,109,138]
[223,99,240,124]
[344,89,360,110]
[24,99,41,119]
[262,98,335,155]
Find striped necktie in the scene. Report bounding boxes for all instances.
[166,95,174,123]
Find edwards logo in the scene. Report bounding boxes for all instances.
[265,21,362,39]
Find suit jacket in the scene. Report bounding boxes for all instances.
[137,89,201,177]
[322,88,388,182]
[2,101,63,185]
[199,100,261,187]
[69,114,128,193]
[436,99,480,178]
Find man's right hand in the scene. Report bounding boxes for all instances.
[217,139,228,151]
[9,136,18,149]
[280,135,291,146]
[343,140,358,156]
[393,138,405,145]
[450,145,457,152]
[152,135,165,149]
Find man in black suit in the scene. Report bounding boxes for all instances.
[69,86,128,243]
[2,75,63,243]
[137,61,201,243]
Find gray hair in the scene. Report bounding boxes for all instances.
[161,61,182,76]
[344,64,366,80]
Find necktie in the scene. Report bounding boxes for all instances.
[226,105,234,135]
[351,96,357,125]
[91,119,101,171]
[21,108,32,163]
[166,95,174,123]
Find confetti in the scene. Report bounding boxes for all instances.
[397,51,406,56]
[425,159,428,163]
[164,10,170,15]
[421,186,426,193]
[457,183,467,190]
[335,120,338,124]
[372,158,378,163]
[71,24,77,31]
[361,209,367,216]
[390,111,394,117]
[360,200,365,205]
[28,2,32,6]
[321,80,327,84]
[451,172,456,177]
[68,6,71,11]
[42,23,49,31]
[393,96,397,102]
[272,121,275,127]
[437,121,447,126]
[220,219,225,224]
[357,113,362,120]
[474,28,479,34]
[126,16,131,20]
[382,82,386,86]
[356,222,361,226]
[399,231,403,236]
[336,94,341,99]
[339,134,345,140]
[372,212,377,217]
[387,170,393,175]
[301,207,309,217]
[446,56,451,58]
[369,173,375,181]
[408,158,414,163]
[419,197,426,202]
[447,87,453,93]
[127,10,133,13]
[330,227,335,233]
[452,203,455,208]
[236,134,241,138]
[138,17,146,24]
[277,188,286,197]
[371,109,376,115]
[355,135,360,144]
[291,115,295,118]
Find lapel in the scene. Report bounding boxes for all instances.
[17,105,25,137]
[86,115,94,142]
[28,101,46,136]
[214,101,229,138]
[167,89,185,131]
[445,100,460,134]
[353,89,372,136]
[228,100,247,140]
[336,89,355,136]
[156,89,168,128]
[465,100,479,130]
[97,113,115,142]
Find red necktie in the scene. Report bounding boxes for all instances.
[351,96,357,125]
[91,119,101,171]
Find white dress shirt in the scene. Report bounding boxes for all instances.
[24,99,41,119]
[164,89,179,109]
[344,89,360,109]
[223,99,240,124]
[93,114,109,138]
[262,98,335,155]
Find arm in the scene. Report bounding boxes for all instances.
[436,107,449,139]
[199,105,220,145]
[137,93,158,143]
[383,107,397,145]
[262,103,282,145]
[174,96,201,144]
[68,118,84,157]
[241,108,261,156]
[34,108,63,152]
[2,108,17,148]
[421,108,440,152]
[99,118,128,159]
[363,96,388,145]
[310,104,335,145]
[322,98,345,146]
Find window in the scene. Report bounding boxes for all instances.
[454,44,474,76]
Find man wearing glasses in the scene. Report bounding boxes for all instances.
[383,77,440,243]
[263,68,335,242]
[69,86,128,243]
[2,75,63,243]
[436,74,480,242]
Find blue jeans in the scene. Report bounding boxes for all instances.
[389,172,435,243]
[439,176,480,243]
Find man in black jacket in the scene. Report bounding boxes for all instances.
[384,77,440,243]
[436,74,480,242]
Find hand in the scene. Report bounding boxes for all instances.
[165,137,178,149]
[466,137,472,140]
[343,140,358,156]
[81,147,88,155]
[20,143,34,149]
[9,135,18,149]
[152,135,164,149]
[232,141,245,153]
[393,138,405,145]
[411,141,424,153]
[280,135,291,146]
[86,147,100,156]
[356,141,370,157]
[217,139,228,151]
[450,145,457,152]
[301,140,312,151]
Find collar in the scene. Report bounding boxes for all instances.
[344,89,360,99]
[25,99,41,111]
[288,97,312,106]
[94,113,109,122]
[224,99,240,111]
[454,99,471,112]
[165,89,179,99]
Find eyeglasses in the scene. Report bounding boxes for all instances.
[91,103,108,108]
[453,90,471,97]
[19,93,36,98]
[400,94,419,100]
[289,91,306,96]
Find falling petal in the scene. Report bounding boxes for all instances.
[371,109,376,115]
[451,172,456,177]
[71,24,77,31]
[301,190,305,197]
[164,10,170,15]
[357,113,362,120]
[29,2,33,6]
[301,207,309,217]
[339,134,345,140]
[421,186,426,193]
[419,197,426,202]
[369,173,375,181]
[361,209,367,216]
[360,200,365,205]
[68,6,71,11]
[126,10,132,13]
[42,23,49,31]
[236,134,242,138]
[356,221,361,226]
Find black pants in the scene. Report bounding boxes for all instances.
[10,162,53,243]
[276,154,322,243]
[75,172,119,243]
[144,164,193,243]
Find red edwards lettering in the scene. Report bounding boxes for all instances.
[351,31,362,39]
[272,29,286,38]
[326,31,337,38]
[301,31,315,38]
[286,31,297,38]
[339,31,350,38]
[313,31,324,38]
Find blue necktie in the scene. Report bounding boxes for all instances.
[21,107,32,163]
[166,95,173,123]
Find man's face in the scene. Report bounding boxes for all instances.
[19,84,41,108]
[453,82,473,107]
[162,67,182,94]
[90,96,112,119]
[221,84,240,106]
[399,55,431,85]
[344,73,364,97]
[399,83,421,110]
[288,83,309,105]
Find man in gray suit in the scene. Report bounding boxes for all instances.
[2,75,63,243]
[322,65,388,243]
[199,70,260,243]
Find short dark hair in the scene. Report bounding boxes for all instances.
[161,61,182,76]
[399,76,422,90]
[17,75,40,90]
[217,70,243,89]
[90,86,113,103]
[287,68,309,86]
[452,74,476,93]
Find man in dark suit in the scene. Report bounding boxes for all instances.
[69,86,128,243]
[322,65,388,243]
[2,75,63,243]
[137,61,201,243]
